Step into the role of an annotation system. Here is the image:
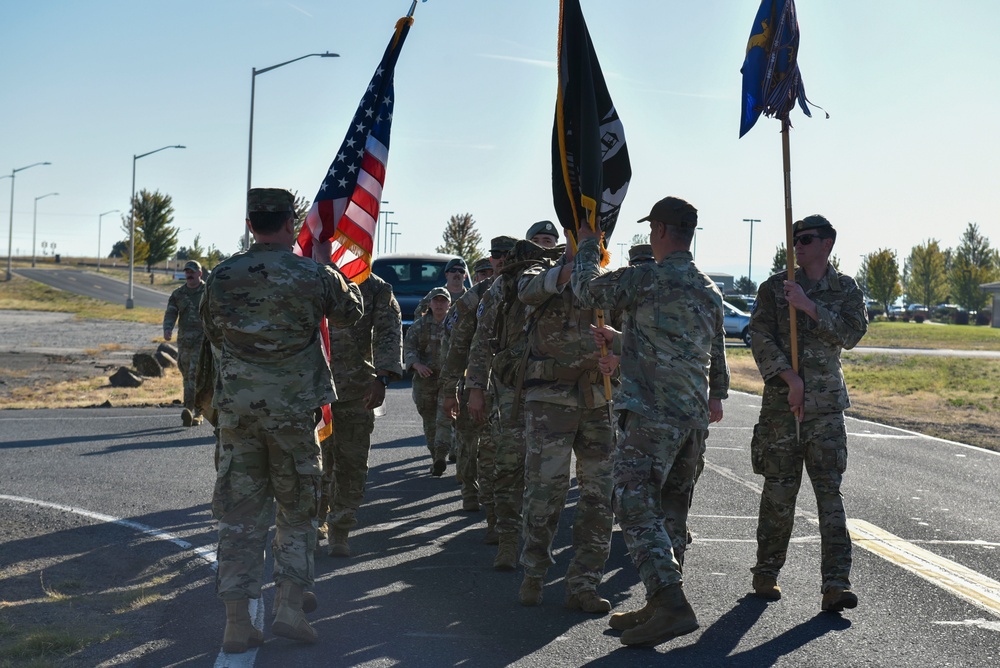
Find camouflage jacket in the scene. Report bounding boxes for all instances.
[466,267,535,391]
[519,257,623,409]
[750,264,868,417]
[163,282,205,343]
[440,278,493,394]
[200,242,363,418]
[403,311,447,374]
[328,273,403,402]
[573,239,729,429]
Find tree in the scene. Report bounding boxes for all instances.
[949,223,1000,312]
[734,276,757,294]
[108,240,129,259]
[863,249,902,313]
[206,244,228,269]
[119,189,177,270]
[770,243,789,276]
[855,254,870,297]
[436,213,484,265]
[905,239,947,307]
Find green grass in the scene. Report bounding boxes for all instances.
[0,274,162,324]
[843,354,1000,401]
[861,320,1000,350]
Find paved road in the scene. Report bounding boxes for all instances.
[2,389,999,667]
[15,267,169,310]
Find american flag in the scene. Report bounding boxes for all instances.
[295,16,413,282]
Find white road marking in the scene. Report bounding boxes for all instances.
[933,619,1000,632]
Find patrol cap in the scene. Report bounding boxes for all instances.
[792,214,835,236]
[247,188,295,213]
[526,220,559,240]
[183,260,202,272]
[444,258,467,274]
[490,235,518,253]
[427,286,452,302]
[637,196,698,228]
[472,257,492,273]
[628,244,654,264]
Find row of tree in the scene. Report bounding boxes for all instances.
[856,223,999,314]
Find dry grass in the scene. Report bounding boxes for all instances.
[0,368,182,410]
[0,274,162,324]
[726,348,1000,452]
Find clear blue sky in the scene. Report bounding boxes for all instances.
[2,0,998,282]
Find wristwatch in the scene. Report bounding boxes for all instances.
[377,375,391,387]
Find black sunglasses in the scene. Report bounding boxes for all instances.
[490,251,504,259]
[794,233,825,246]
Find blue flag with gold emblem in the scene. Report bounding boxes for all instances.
[739,0,814,137]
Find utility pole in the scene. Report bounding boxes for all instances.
[743,218,760,287]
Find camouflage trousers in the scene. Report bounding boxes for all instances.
[441,386,486,503]
[176,334,203,411]
[521,401,614,594]
[750,410,852,592]
[411,375,442,458]
[213,412,322,600]
[432,386,457,463]
[319,399,376,531]
[490,380,527,536]
[614,411,707,598]
[468,387,496,508]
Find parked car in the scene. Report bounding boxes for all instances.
[723,301,752,347]
[370,253,469,331]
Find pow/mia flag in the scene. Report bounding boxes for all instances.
[552,0,631,249]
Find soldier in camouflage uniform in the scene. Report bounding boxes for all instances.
[200,188,363,653]
[573,197,729,646]
[513,234,621,614]
[431,258,470,467]
[163,260,206,427]
[467,234,558,568]
[403,286,451,475]
[748,214,867,613]
[440,244,514,516]
[321,272,403,558]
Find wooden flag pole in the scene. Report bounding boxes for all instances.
[781,119,801,437]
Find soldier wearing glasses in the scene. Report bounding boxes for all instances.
[748,214,868,613]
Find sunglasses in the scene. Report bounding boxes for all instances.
[793,233,825,246]
[490,251,505,259]
[447,268,466,274]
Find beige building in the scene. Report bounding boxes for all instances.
[981,281,1000,328]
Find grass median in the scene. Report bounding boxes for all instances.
[726,347,1000,452]
[0,274,162,324]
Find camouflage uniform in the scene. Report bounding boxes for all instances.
[516,258,621,595]
[439,278,494,507]
[201,235,363,601]
[403,297,449,457]
[163,281,205,412]
[573,236,729,599]
[321,273,402,533]
[431,285,468,465]
[749,263,867,592]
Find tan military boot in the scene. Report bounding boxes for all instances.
[271,582,318,644]
[272,586,318,617]
[493,533,518,571]
[181,408,193,427]
[821,587,858,612]
[519,575,544,606]
[483,509,499,545]
[608,601,655,630]
[222,599,264,654]
[752,574,782,600]
[565,589,611,614]
[620,584,698,647]
[327,529,350,558]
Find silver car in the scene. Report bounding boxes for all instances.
[723,301,752,347]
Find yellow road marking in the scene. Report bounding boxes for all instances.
[849,518,1000,618]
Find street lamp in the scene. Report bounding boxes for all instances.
[31,192,59,267]
[127,145,185,309]
[380,210,394,254]
[5,161,51,280]
[693,226,704,261]
[386,219,398,253]
[97,209,120,272]
[245,51,339,249]
[743,218,760,287]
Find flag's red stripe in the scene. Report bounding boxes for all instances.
[361,152,386,186]
[352,185,380,223]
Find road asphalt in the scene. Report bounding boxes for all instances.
[14,267,170,310]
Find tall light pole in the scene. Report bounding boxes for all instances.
[31,192,59,267]
[245,51,339,249]
[380,210,394,254]
[127,145,185,309]
[97,209,120,272]
[743,218,760,288]
[693,226,704,261]
[386,219,398,253]
[5,161,51,280]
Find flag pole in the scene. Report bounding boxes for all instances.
[406,0,426,18]
[781,118,801,437]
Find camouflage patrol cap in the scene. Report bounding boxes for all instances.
[247,188,295,213]
[472,257,492,273]
[427,286,452,302]
[490,235,518,253]
[792,214,835,236]
[628,244,654,264]
[444,258,468,274]
[183,260,202,272]
[637,196,698,228]
[526,220,559,240]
